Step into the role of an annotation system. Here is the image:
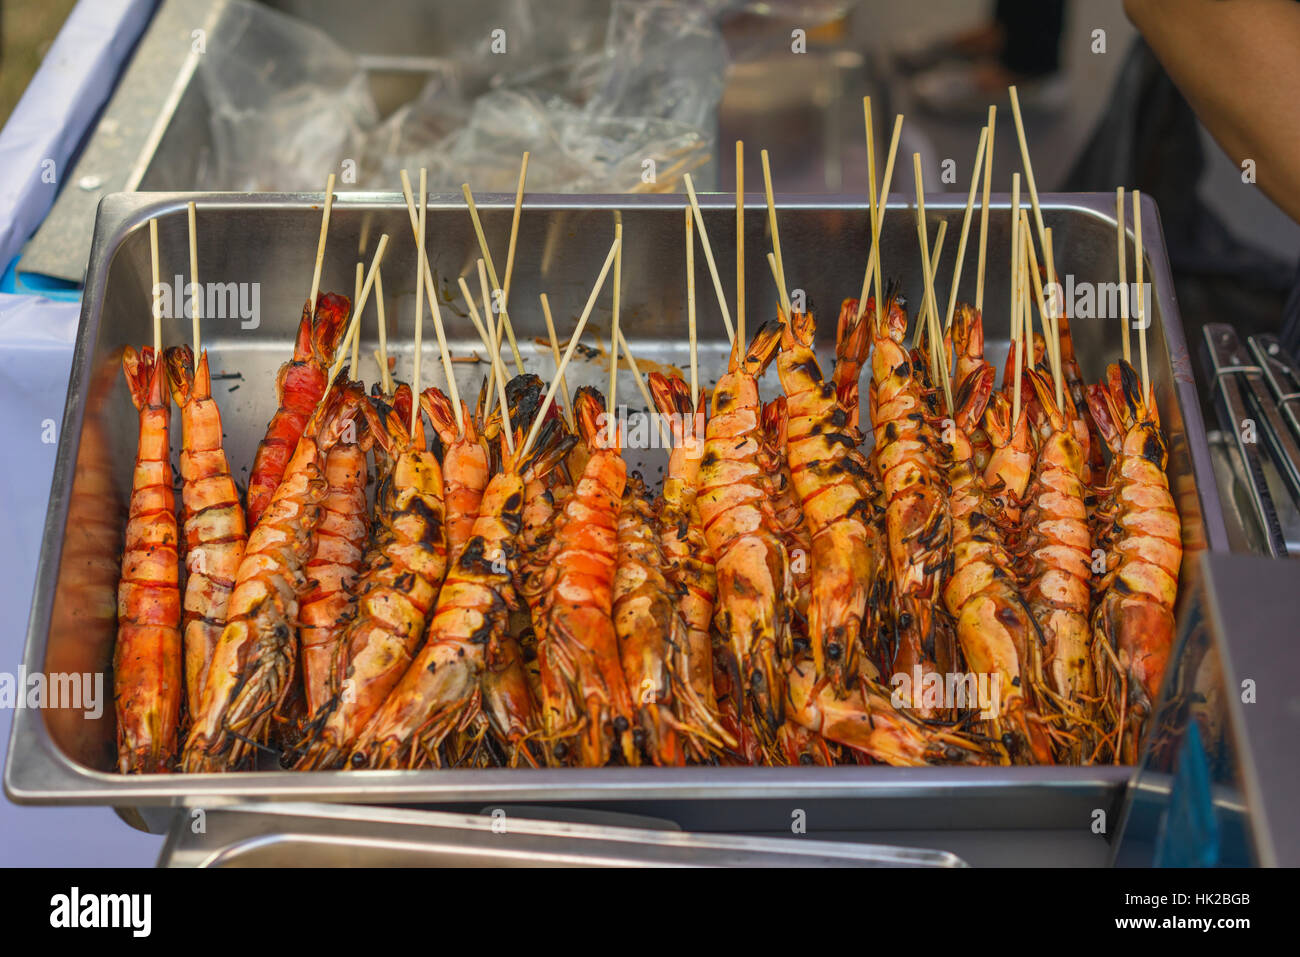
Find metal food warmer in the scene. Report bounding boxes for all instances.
[6,190,1227,866]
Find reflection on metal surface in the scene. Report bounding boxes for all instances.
[159,802,965,867]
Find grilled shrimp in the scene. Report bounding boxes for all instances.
[298,381,370,721]
[983,391,1035,528]
[1020,367,1098,759]
[761,396,813,622]
[831,297,873,441]
[695,320,790,741]
[422,387,489,568]
[775,306,880,691]
[115,347,182,773]
[246,294,349,529]
[536,389,636,766]
[164,346,248,725]
[941,307,1053,763]
[870,291,955,712]
[787,655,994,766]
[295,385,448,769]
[480,632,542,767]
[183,381,362,771]
[351,425,569,769]
[646,373,729,753]
[614,476,735,765]
[1087,361,1181,763]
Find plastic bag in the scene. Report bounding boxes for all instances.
[195,0,724,194]
[195,0,378,191]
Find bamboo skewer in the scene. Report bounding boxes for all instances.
[411,168,428,435]
[1117,186,1131,364]
[149,219,161,353]
[458,272,513,456]
[1043,225,1064,399]
[399,169,463,435]
[913,153,952,415]
[1133,189,1149,398]
[943,125,990,332]
[475,262,515,456]
[911,219,948,348]
[1009,86,1050,273]
[374,267,392,394]
[1023,211,1062,408]
[349,262,363,379]
[308,174,336,313]
[975,105,996,314]
[187,202,201,356]
[858,113,904,325]
[520,235,622,460]
[608,222,623,448]
[461,183,526,376]
[538,293,576,432]
[617,328,672,449]
[683,173,736,345]
[326,234,389,390]
[686,206,699,408]
[736,140,745,346]
[863,97,879,327]
[1011,172,1024,425]
[484,154,532,415]
[760,148,790,325]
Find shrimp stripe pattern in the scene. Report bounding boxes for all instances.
[164,346,248,725]
[115,346,182,773]
[246,294,349,529]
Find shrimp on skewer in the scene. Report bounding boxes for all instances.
[647,373,735,759]
[183,381,363,771]
[695,320,789,742]
[350,419,572,769]
[115,347,182,772]
[774,304,880,692]
[295,385,449,769]
[942,306,1053,764]
[164,346,247,725]
[297,382,371,722]
[1087,361,1181,763]
[870,291,956,713]
[761,396,813,624]
[831,296,873,441]
[1020,367,1098,761]
[615,475,734,766]
[246,294,350,529]
[536,388,636,766]
[422,387,489,569]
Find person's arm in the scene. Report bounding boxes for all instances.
[1125,0,1300,223]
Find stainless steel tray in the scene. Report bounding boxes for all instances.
[5,190,1225,832]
